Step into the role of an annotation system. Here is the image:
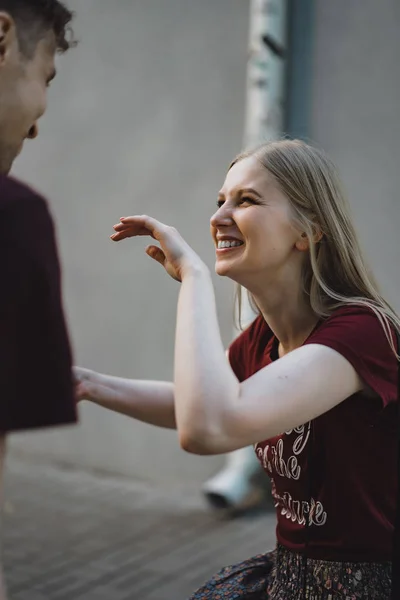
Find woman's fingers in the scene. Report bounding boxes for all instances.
[110,230,130,241]
[110,225,149,241]
[112,222,149,235]
[145,245,166,266]
[120,215,159,228]
[109,214,199,282]
[120,215,170,240]
[111,215,168,242]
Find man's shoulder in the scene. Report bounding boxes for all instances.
[0,175,53,226]
[0,176,54,251]
[0,175,49,214]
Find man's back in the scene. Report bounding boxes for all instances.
[0,176,76,431]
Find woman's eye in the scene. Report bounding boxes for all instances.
[239,196,257,205]
[216,197,258,209]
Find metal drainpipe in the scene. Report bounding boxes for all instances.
[203,0,289,511]
[240,0,288,328]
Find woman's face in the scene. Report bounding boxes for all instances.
[210,156,306,287]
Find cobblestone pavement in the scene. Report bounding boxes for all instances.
[2,458,276,600]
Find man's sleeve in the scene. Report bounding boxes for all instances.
[0,177,77,432]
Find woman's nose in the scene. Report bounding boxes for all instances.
[210,204,234,229]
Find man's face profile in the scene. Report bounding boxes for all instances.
[0,12,56,174]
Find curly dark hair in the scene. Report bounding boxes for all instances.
[0,0,75,58]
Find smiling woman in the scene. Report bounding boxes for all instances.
[211,153,303,285]
[75,139,399,599]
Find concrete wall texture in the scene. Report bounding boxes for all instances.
[311,0,400,303]
[9,0,400,485]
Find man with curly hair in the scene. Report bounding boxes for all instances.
[0,0,75,174]
[0,2,77,597]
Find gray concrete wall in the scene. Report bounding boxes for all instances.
[9,0,400,485]
[311,0,400,306]
[9,0,249,484]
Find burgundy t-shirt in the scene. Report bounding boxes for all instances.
[229,306,398,562]
[0,175,77,431]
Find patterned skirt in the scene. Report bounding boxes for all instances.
[188,544,392,599]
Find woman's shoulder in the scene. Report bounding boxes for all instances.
[306,303,398,407]
[311,303,397,345]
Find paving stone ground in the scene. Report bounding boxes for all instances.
[2,458,276,600]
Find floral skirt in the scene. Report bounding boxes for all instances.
[188,544,392,599]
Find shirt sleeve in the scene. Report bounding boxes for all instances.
[304,305,398,408]
[228,336,245,382]
[228,315,267,382]
[0,176,77,432]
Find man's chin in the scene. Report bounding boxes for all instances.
[0,155,16,176]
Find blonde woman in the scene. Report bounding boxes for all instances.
[75,140,399,598]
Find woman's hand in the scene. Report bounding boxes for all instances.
[73,366,126,405]
[111,215,207,282]
[73,366,96,402]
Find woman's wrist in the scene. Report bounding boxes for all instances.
[181,259,210,281]
[74,367,101,403]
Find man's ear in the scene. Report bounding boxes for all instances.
[0,13,17,66]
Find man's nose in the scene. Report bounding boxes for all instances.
[27,124,38,139]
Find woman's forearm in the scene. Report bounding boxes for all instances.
[80,370,176,429]
[174,268,239,448]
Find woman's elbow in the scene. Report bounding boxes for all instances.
[179,430,221,455]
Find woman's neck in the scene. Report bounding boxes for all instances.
[251,283,319,356]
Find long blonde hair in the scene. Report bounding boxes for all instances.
[232,139,400,356]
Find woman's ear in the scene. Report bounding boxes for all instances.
[295,232,309,252]
[295,227,323,252]
[313,226,324,244]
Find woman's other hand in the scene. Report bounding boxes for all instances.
[111,215,207,282]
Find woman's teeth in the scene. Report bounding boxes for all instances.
[217,240,243,249]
